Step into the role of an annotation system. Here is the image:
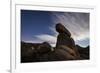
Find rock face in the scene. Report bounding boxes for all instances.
[56,23,71,37]
[55,23,80,59]
[51,45,77,60]
[56,33,75,49]
[36,42,52,55]
[21,42,37,62]
[76,45,89,59]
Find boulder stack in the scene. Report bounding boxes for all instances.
[55,23,80,59]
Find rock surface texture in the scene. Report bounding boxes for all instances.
[55,23,80,60]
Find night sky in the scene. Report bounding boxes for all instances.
[21,10,89,47]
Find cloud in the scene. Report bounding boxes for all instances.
[75,38,89,47]
[34,34,57,47]
[50,12,89,41]
[28,12,89,47]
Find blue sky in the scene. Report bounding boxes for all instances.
[21,10,89,47]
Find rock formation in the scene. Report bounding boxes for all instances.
[21,42,36,62]
[36,42,52,55]
[76,45,89,59]
[55,23,80,59]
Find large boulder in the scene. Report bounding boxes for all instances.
[56,23,71,37]
[53,45,77,60]
[56,33,76,49]
[55,23,80,59]
[42,45,78,61]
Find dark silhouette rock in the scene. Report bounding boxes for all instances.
[36,42,52,55]
[56,33,76,49]
[21,42,36,62]
[55,23,80,59]
[33,45,78,61]
[76,45,89,59]
[56,45,77,57]
[21,41,43,62]
[41,45,77,61]
[56,23,71,37]
[53,45,77,60]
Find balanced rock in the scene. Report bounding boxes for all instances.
[56,23,71,37]
[55,23,80,59]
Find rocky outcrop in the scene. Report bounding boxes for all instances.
[21,42,53,62]
[36,42,52,55]
[55,23,80,59]
[76,45,89,59]
[21,42,37,62]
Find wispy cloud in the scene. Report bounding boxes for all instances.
[34,34,57,47]
[50,12,89,41]
[29,12,89,47]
